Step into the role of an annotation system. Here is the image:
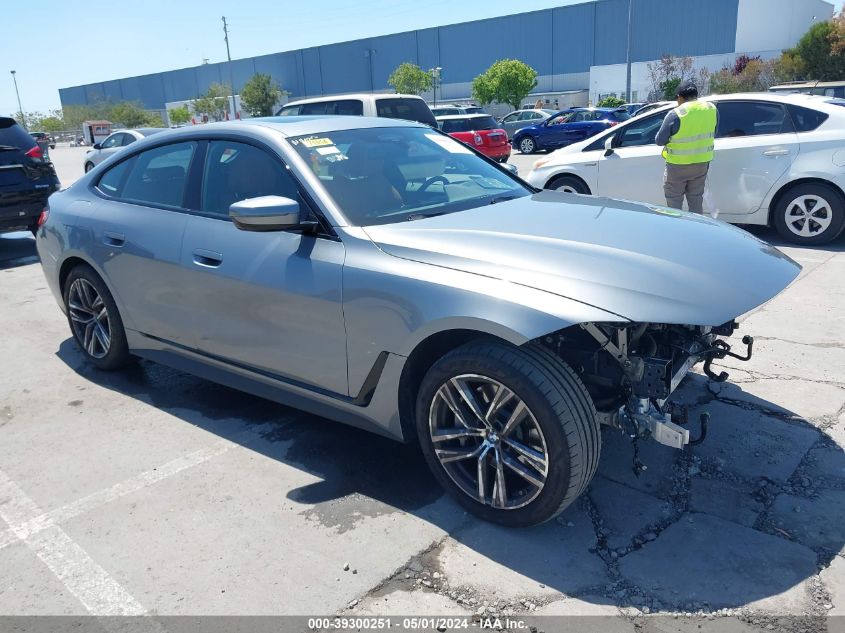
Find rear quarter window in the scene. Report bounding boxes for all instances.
[787,104,830,131]
[376,98,436,126]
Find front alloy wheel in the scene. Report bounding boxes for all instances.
[429,374,549,509]
[416,341,600,527]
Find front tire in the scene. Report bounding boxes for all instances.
[518,136,537,154]
[547,175,591,194]
[772,183,845,245]
[63,265,132,370]
[416,341,600,527]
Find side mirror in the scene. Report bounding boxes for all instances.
[230,195,303,232]
[92,143,102,150]
[604,136,615,156]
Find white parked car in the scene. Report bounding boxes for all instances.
[83,128,165,172]
[276,93,436,127]
[526,93,845,245]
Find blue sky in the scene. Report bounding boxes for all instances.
[2,0,841,116]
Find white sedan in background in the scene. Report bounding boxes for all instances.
[83,128,165,172]
[526,93,845,245]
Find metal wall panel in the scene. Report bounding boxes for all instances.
[319,39,376,94]
[593,0,629,66]
[415,27,440,74]
[101,80,124,103]
[552,3,596,74]
[631,0,738,62]
[58,86,87,106]
[253,52,302,94]
[162,68,199,103]
[369,31,419,90]
[300,48,323,96]
[195,63,224,92]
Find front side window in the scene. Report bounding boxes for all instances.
[201,141,298,217]
[547,112,573,126]
[288,127,530,226]
[616,113,667,147]
[121,134,136,146]
[716,101,793,138]
[119,141,196,208]
[100,134,123,149]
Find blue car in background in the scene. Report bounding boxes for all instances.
[513,107,631,154]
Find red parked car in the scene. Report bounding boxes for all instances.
[435,114,511,163]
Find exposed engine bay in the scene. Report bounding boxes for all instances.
[539,321,755,457]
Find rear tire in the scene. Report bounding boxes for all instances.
[63,265,133,370]
[547,175,591,194]
[518,136,537,154]
[772,182,845,245]
[415,340,600,527]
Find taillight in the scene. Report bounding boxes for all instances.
[37,206,49,227]
[25,146,44,159]
[608,121,619,127]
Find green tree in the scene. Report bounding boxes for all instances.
[193,83,232,122]
[109,101,162,127]
[387,63,434,95]
[471,59,538,111]
[660,77,682,100]
[596,96,625,108]
[709,55,777,94]
[773,50,807,82]
[240,73,285,117]
[787,17,845,80]
[168,105,192,126]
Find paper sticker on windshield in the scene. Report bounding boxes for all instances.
[316,146,340,155]
[300,137,333,148]
[425,133,473,154]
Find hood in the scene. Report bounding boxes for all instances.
[363,191,800,326]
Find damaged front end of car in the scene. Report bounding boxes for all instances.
[538,320,756,471]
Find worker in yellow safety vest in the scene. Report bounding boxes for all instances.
[655,82,719,214]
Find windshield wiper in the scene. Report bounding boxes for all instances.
[405,211,448,221]
[488,194,521,205]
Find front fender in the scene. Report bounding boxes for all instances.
[342,234,626,394]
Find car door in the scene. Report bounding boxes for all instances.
[708,100,800,214]
[91,141,197,343]
[500,112,522,139]
[595,112,667,205]
[178,138,348,395]
[540,112,576,147]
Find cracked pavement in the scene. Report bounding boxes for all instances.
[1,147,844,631]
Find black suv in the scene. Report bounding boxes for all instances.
[1,117,60,234]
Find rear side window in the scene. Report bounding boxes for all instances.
[787,104,829,131]
[716,101,794,138]
[610,110,631,121]
[277,105,302,116]
[299,100,364,116]
[375,98,436,126]
[0,117,37,150]
[201,141,298,218]
[96,159,134,196]
[119,142,196,208]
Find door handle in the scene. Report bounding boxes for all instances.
[103,231,125,247]
[762,148,790,157]
[192,249,223,268]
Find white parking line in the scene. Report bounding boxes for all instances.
[0,423,276,617]
[0,469,146,615]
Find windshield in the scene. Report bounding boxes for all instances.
[288,127,530,227]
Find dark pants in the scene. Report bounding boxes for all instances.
[664,162,710,213]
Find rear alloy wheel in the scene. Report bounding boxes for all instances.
[773,183,845,245]
[518,136,537,154]
[63,265,132,370]
[416,341,600,527]
[547,175,590,195]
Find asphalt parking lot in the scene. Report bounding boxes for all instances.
[1,145,844,631]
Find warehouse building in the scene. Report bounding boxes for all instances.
[59,0,834,118]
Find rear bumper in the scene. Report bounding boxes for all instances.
[480,144,512,161]
[0,200,45,232]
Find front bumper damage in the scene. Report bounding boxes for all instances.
[579,321,755,453]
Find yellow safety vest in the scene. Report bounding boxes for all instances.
[662,100,717,165]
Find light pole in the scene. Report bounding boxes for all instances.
[222,17,237,119]
[10,70,26,130]
[625,0,634,102]
[429,67,442,107]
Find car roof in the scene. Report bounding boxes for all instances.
[283,93,423,106]
[133,127,167,136]
[239,115,423,136]
[434,113,493,120]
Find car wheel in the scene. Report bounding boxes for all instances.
[547,175,590,195]
[416,340,600,527]
[84,162,95,173]
[772,183,845,246]
[518,137,537,154]
[63,265,132,370]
